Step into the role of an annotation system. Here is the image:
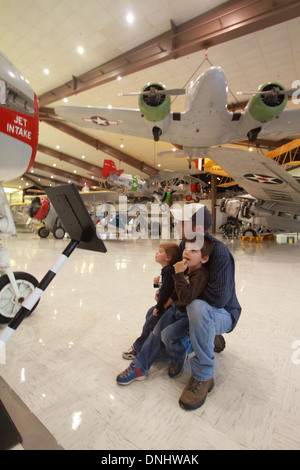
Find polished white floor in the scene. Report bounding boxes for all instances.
[0,231,299,450]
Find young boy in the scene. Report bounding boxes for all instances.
[122,242,179,360]
[116,238,214,385]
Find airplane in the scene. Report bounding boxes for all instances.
[100,159,204,207]
[0,50,40,322]
[0,51,39,237]
[55,66,300,152]
[205,146,300,236]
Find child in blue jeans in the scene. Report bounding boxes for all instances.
[122,242,179,360]
[117,238,214,385]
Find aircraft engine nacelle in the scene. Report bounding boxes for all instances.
[29,197,56,227]
[138,83,171,122]
[0,51,39,182]
[247,82,288,122]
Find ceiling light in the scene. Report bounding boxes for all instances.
[73,170,77,173]
[77,46,84,54]
[81,155,85,159]
[126,12,134,24]
[43,68,49,75]
[63,98,68,103]
[117,76,122,81]
[56,145,60,149]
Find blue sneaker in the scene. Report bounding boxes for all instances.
[116,363,146,385]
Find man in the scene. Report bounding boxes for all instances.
[172,204,241,410]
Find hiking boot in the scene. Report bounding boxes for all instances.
[168,354,187,378]
[214,335,226,353]
[122,345,137,360]
[116,363,146,385]
[179,376,214,410]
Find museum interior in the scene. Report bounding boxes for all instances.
[0,0,299,451]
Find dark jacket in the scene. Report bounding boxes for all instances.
[179,234,241,330]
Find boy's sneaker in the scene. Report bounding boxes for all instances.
[168,354,187,378]
[122,345,137,360]
[116,363,146,385]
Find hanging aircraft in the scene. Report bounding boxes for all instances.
[0,50,40,322]
[205,146,300,236]
[55,66,300,152]
[99,159,204,207]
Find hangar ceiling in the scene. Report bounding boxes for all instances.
[1,0,300,191]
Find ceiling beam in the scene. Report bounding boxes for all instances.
[38,0,300,106]
[31,161,97,187]
[37,143,104,176]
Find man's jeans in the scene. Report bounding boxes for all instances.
[186,299,233,382]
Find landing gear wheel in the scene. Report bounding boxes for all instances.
[38,226,50,238]
[54,227,65,239]
[242,228,257,237]
[0,272,40,324]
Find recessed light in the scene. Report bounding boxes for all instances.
[63,97,68,103]
[81,155,85,159]
[43,68,50,75]
[117,76,122,81]
[77,46,84,54]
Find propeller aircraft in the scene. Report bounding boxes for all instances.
[99,159,204,207]
[55,66,300,153]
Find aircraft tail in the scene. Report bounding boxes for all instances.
[102,159,124,178]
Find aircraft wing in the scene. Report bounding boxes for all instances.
[257,109,300,137]
[206,146,300,204]
[55,106,152,139]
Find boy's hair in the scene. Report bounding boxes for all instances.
[160,242,179,265]
[200,238,215,258]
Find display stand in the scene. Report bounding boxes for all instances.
[0,184,107,449]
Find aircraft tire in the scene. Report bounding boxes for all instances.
[242,228,257,237]
[0,272,40,324]
[38,226,50,238]
[54,227,65,239]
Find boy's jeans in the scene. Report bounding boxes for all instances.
[186,299,233,382]
[133,303,183,375]
[133,306,160,353]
